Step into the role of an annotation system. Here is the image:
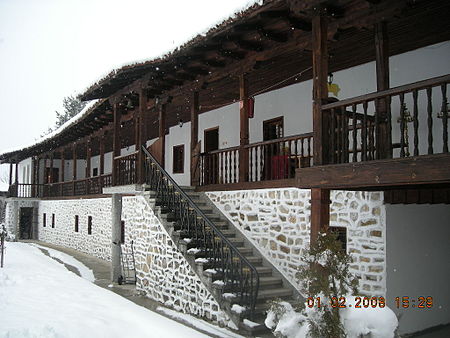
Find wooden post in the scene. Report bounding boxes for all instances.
[49,152,54,183]
[36,156,40,186]
[15,157,19,185]
[72,142,77,195]
[375,21,391,159]
[311,10,331,244]
[31,157,36,197]
[312,12,330,166]
[100,132,105,176]
[137,89,147,184]
[112,101,121,185]
[8,162,13,186]
[60,148,65,196]
[158,103,166,168]
[190,91,199,186]
[86,137,92,194]
[239,74,250,182]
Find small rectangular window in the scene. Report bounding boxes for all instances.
[43,213,46,227]
[329,226,347,252]
[121,221,125,244]
[51,214,55,228]
[88,216,92,235]
[75,215,79,232]
[173,145,184,174]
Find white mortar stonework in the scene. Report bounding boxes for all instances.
[38,198,112,261]
[5,199,38,240]
[206,188,386,296]
[121,195,228,324]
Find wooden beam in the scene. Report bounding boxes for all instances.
[311,10,330,244]
[374,20,391,159]
[137,89,147,184]
[158,103,166,168]
[15,157,19,185]
[72,143,77,181]
[9,162,13,186]
[190,91,199,186]
[239,74,249,183]
[310,188,330,243]
[112,101,121,185]
[61,148,65,183]
[86,138,92,179]
[100,133,105,176]
[296,154,450,189]
[49,153,54,183]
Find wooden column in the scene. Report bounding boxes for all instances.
[112,101,121,185]
[36,156,40,185]
[239,74,250,182]
[158,103,166,168]
[60,148,65,196]
[100,132,105,176]
[311,11,331,244]
[375,21,391,159]
[31,157,36,197]
[49,153,54,183]
[72,142,77,195]
[190,91,199,186]
[137,90,147,184]
[9,162,13,186]
[86,138,92,178]
[15,157,19,185]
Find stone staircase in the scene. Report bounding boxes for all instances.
[144,186,299,336]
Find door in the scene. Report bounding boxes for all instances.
[262,117,285,179]
[204,127,219,184]
[44,167,60,184]
[19,207,34,240]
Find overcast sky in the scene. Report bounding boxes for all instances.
[0,0,255,180]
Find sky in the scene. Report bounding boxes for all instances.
[0,0,257,181]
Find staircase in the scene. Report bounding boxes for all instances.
[142,147,298,335]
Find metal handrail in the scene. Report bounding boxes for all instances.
[142,146,260,317]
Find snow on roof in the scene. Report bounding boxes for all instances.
[1,0,267,160]
[0,99,100,160]
[78,0,266,97]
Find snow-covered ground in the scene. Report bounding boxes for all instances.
[0,242,217,338]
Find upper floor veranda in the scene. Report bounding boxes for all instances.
[2,0,450,200]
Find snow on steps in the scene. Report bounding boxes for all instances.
[144,188,299,336]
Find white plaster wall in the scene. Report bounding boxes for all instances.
[121,195,228,324]
[386,204,450,335]
[164,122,191,186]
[206,188,386,296]
[37,198,112,261]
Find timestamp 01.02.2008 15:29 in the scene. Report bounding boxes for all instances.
[306,296,433,309]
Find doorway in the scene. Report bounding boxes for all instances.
[204,127,219,184]
[19,207,34,240]
[263,117,286,179]
[44,167,60,184]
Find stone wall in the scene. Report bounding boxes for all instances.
[206,188,386,296]
[38,198,112,261]
[4,199,38,240]
[121,195,228,324]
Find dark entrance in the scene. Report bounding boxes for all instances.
[44,167,59,184]
[204,127,219,184]
[19,207,34,240]
[263,117,286,179]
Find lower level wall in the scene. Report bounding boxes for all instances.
[120,195,228,324]
[386,204,450,334]
[37,198,112,261]
[206,188,386,297]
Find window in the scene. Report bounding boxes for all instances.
[74,215,79,232]
[87,216,92,235]
[120,221,125,244]
[92,168,98,177]
[51,214,55,228]
[43,213,46,227]
[263,116,284,141]
[173,145,184,174]
[329,226,347,252]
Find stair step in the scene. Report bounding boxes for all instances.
[258,276,283,288]
[256,288,292,301]
[255,266,273,276]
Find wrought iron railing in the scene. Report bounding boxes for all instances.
[142,146,260,317]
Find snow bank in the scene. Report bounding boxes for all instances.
[0,242,208,338]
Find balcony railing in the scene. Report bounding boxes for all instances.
[198,133,313,186]
[321,74,450,164]
[9,174,112,198]
[114,151,138,186]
